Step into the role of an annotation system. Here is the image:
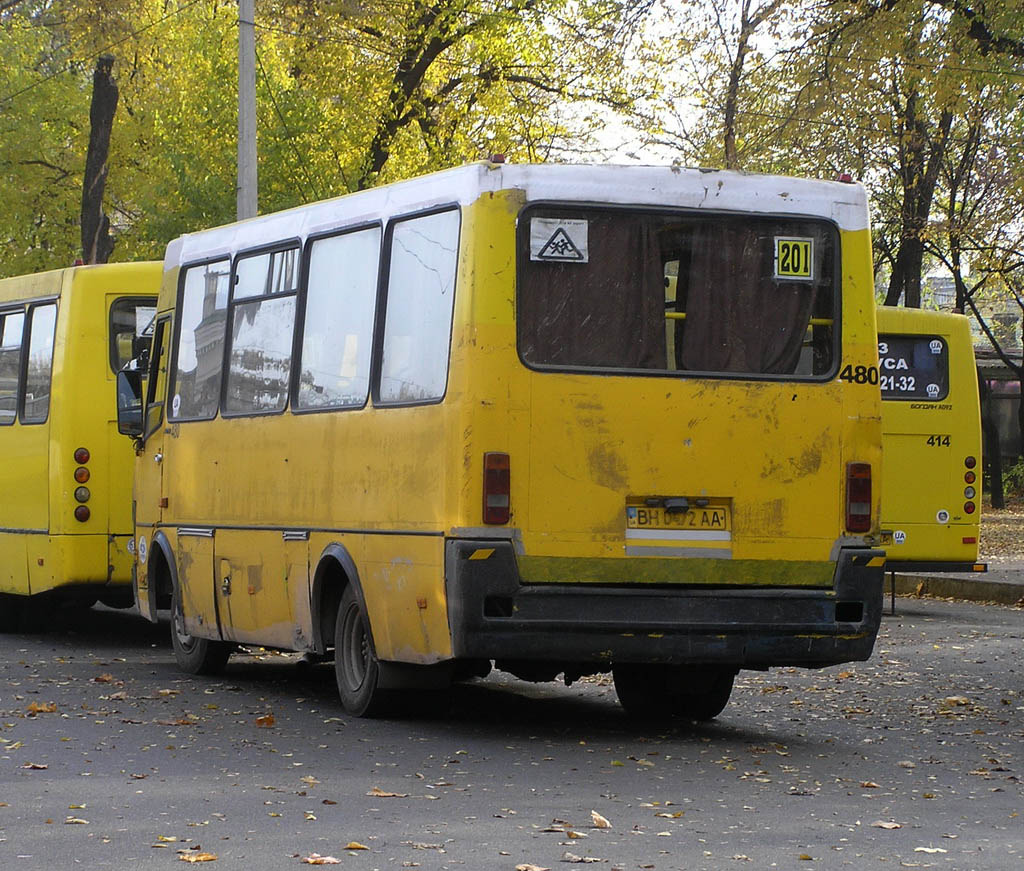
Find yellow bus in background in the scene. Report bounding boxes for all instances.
[0,262,159,630]
[120,162,884,720]
[877,306,985,572]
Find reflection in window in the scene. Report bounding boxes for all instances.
[172,260,230,420]
[110,297,156,374]
[297,227,380,409]
[225,296,296,413]
[379,210,459,403]
[224,247,299,415]
[0,310,25,425]
[22,304,56,424]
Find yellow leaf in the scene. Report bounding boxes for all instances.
[344,842,369,850]
[255,714,275,728]
[300,775,320,785]
[93,674,115,683]
[798,854,813,861]
[515,865,551,871]
[304,812,317,821]
[69,804,86,810]
[301,855,341,865]
[860,781,880,788]
[158,835,178,842]
[367,787,408,797]
[65,817,89,825]
[871,821,900,829]
[178,852,218,863]
[27,702,57,714]
[590,810,611,829]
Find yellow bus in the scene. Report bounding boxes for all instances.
[119,162,885,719]
[877,306,985,572]
[0,262,159,630]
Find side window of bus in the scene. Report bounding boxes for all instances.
[296,226,381,410]
[224,246,299,415]
[110,297,157,374]
[378,209,460,403]
[22,303,57,424]
[171,260,230,420]
[145,318,170,438]
[0,309,25,425]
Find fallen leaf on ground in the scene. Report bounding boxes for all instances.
[590,810,611,829]
[65,817,89,825]
[255,714,275,728]
[300,775,320,786]
[94,674,115,683]
[914,847,947,854]
[179,852,218,863]
[860,781,880,788]
[367,787,408,797]
[301,855,341,865]
[561,852,602,863]
[27,702,57,713]
[157,689,179,696]
[516,865,551,871]
[871,821,901,829]
[22,763,48,770]
[344,842,369,850]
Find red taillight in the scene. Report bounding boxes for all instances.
[845,462,872,533]
[964,501,976,514]
[483,452,510,525]
[964,456,976,469]
[74,447,90,464]
[74,505,90,522]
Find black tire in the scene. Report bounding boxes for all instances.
[334,585,391,717]
[170,583,231,675]
[0,594,23,633]
[613,664,735,722]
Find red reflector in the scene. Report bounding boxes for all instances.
[483,452,510,525]
[74,447,90,464]
[962,537,977,544]
[964,456,976,469]
[964,501,976,514]
[846,462,872,533]
[74,505,90,522]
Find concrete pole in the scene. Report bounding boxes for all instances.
[237,0,257,220]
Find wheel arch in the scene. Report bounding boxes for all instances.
[310,543,377,657]
[146,530,178,614]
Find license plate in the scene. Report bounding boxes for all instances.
[626,504,730,531]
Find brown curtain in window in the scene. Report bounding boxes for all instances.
[681,223,816,375]
[519,216,666,368]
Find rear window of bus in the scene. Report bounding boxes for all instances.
[878,334,949,401]
[517,207,838,379]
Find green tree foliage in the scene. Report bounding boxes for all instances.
[0,0,639,275]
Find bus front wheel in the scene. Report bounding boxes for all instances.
[613,664,735,722]
[334,586,390,717]
[171,584,231,675]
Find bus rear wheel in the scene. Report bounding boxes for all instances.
[334,586,391,717]
[170,584,231,675]
[613,664,735,722]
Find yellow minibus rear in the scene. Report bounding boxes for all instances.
[877,306,984,572]
[121,162,885,719]
[0,262,159,630]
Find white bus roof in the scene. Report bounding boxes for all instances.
[165,162,870,269]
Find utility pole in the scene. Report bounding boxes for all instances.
[237,0,257,220]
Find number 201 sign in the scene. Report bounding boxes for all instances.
[774,237,813,280]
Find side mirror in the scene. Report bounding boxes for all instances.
[116,369,144,437]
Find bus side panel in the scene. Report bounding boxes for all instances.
[0,535,29,595]
[27,534,110,594]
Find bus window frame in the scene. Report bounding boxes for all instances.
[514,202,843,383]
[220,238,302,420]
[370,204,462,409]
[167,255,233,424]
[143,315,171,441]
[877,332,950,402]
[20,300,58,426]
[108,295,158,376]
[290,220,383,417]
[0,304,28,427]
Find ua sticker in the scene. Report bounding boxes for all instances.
[138,536,148,564]
[893,530,906,545]
[530,218,589,263]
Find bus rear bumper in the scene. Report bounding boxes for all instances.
[446,541,885,669]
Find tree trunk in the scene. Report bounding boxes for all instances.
[81,55,118,264]
[978,372,1004,509]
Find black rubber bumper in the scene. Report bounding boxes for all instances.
[446,541,884,669]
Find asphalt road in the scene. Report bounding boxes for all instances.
[1,600,1021,870]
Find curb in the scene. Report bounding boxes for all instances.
[889,573,1024,607]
